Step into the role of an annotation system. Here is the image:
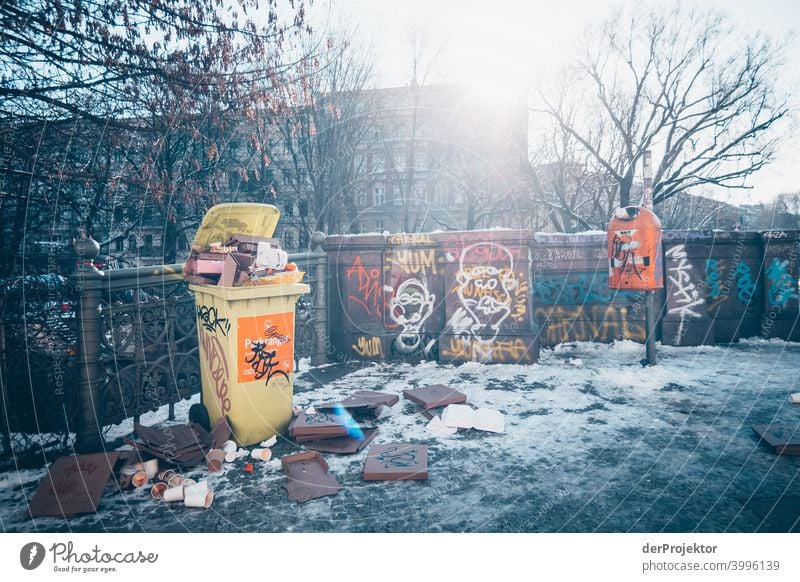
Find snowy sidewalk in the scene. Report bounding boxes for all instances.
[2,339,799,533]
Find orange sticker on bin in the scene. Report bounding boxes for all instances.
[237,312,294,383]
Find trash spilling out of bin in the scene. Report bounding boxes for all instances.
[187,203,310,446]
[302,427,380,454]
[752,424,800,455]
[183,212,303,289]
[27,452,121,518]
[403,384,467,410]
[363,444,428,481]
[281,451,342,502]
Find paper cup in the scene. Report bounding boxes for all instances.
[221,440,237,453]
[167,474,184,488]
[119,465,137,488]
[150,482,168,500]
[250,448,272,461]
[156,469,176,482]
[163,485,185,502]
[184,480,208,495]
[142,459,159,479]
[132,471,149,488]
[224,450,237,463]
[206,449,225,472]
[184,489,214,509]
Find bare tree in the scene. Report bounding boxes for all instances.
[535,4,788,209]
[263,33,377,239]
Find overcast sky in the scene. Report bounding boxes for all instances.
[306,0,799,204]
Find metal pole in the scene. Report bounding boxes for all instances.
[310,231,328,366]
[642,150,657,366]
[72,239,105,452]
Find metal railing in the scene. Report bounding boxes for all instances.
[0,234,329,457]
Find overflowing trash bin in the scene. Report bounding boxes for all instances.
[185,203,309,445]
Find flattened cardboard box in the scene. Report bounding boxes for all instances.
[27,452,121,518]
[302,427,379,454]
[317,390,400,411]
[403,384,467,410]
[363,443,428,481]
[281,451,342,502]
[289,411,355,438]
[752,424,800,455]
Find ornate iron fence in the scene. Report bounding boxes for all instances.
[0,236,329,459]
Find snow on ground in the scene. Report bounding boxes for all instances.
[2,343,799,532]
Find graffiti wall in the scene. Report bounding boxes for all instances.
[324,229,800,364]
[531,233,647,346]
[439,231,537,364]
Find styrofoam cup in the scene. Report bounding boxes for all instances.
[250,448,272,461]
[184,489,214,508]
[167,474,184,488]
[184,480,209,495]
[132,471,149,488]
[163,485,185,502]
[142,459,159,479]
[224,450,237,463]
[789,393,800,404]
[221,440,237,453]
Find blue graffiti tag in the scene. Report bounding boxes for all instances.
[734,261,755,304]
[766,258,798,307]
[705,259,724,300]
[533,272,635,305]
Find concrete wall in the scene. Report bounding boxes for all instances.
[324,229,800,364]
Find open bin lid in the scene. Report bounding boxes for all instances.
[191,203,281,249]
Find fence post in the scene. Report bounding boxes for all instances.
[310,231,328,366]
[72,240,105,453]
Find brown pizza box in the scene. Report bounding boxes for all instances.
[363,443,428,481]
[27,452,121,518]
[403,384,467,410]
[281,451,342,502]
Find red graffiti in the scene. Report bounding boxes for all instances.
[200,330,231,414]
[346,255,384,317]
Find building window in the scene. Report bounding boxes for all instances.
[373,184,385,205]
[284,231,294,250]
[114,238,124,252]
[415,150,426,169]
[356,189,366,208]
[372,153,384,173]
[128,235,137,251]
[373,129,381,141]
[144,235,153,254]
[376,219,384,232]
[284,200,295,216]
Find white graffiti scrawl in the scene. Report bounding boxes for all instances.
[448,242,517,362]
[666,244,705,345]
[389,278,436,355]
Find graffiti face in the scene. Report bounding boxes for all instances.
[455,243,516,343]
[391,279,435,332]
[390,278,435,354]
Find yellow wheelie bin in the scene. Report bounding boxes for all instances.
[188,203,309,445]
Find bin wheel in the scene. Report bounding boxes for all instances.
[189,403,211,432]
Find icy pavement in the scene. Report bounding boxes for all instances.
[2,340,799,533]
